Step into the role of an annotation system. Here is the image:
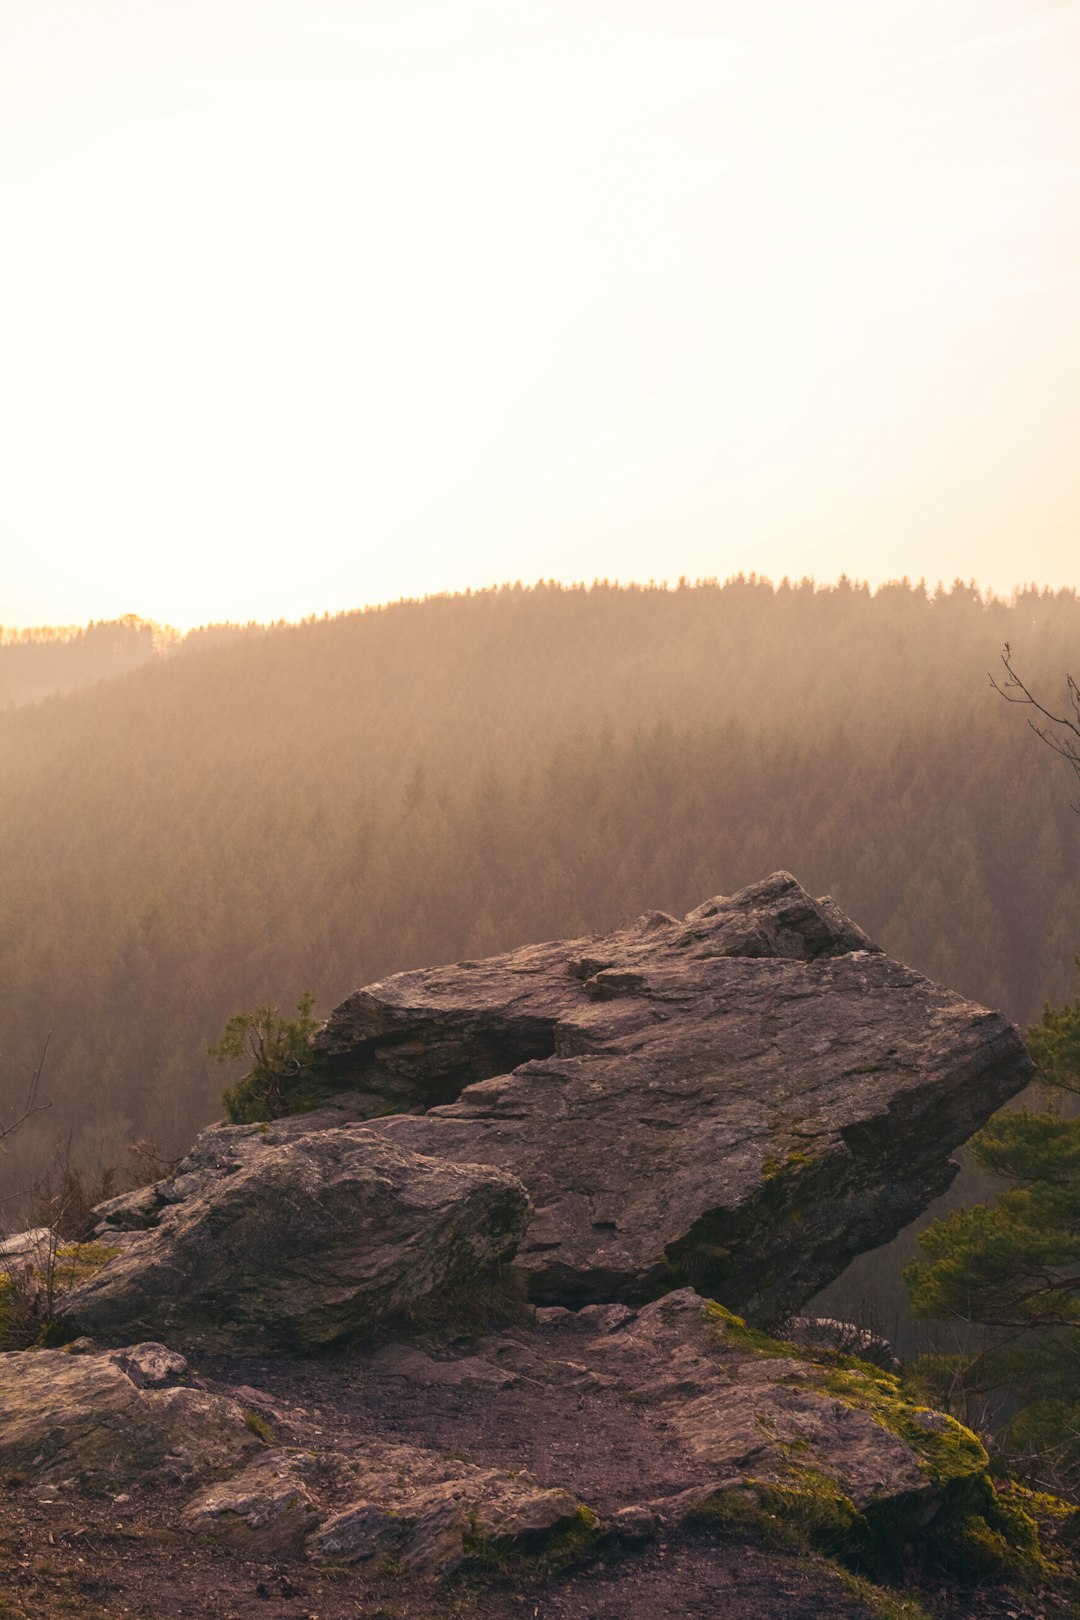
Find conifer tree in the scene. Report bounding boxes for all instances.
[209,992,326,1123]
[906,981,1080,1483]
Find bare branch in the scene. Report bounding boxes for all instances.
[0,1036,51,1148]
[991,644,1080,810]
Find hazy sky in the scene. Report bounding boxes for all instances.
[1,0,1078,629]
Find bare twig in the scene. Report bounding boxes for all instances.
[990,643,1080,809]
[0,1035,51,1148]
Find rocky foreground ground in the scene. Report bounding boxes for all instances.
[2,875,1068,1618]
[2,1298,1078,1619]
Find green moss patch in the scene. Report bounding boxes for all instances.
[819,1366,988,1487]
[690,1316,1066,1592]
[762,1148,817,1182]
[831,1570,934,1620]
[460,1503,604,1580]
[242,1409,274,1443]
[53,1243,123,1283]
[703,1301,801,1359]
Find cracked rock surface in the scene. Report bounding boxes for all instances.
[327,871,1034,1316]
[61,1129,529,1352]
[0,1343,259,1491]
[87,874,1032,1335]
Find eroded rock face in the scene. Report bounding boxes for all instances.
[327,873,1032,1317]
[306,1443,586,1576]
[182,1450,324,1555]
[309,874,876,1109]
[0,1343,259,1491]
[62,1128,529,1353]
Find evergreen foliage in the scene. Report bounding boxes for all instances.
[1,576,1078,1186]
[0,616,259,708]
[210,992,326,1122]
[1027,961,1080,1089]
[906,976,1080,1487]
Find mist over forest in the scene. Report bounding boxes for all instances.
[2,575,1078,1196]
[0,616,261,708]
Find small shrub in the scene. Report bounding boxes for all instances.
[0,1241,121,1350]
[210,991,329,1122]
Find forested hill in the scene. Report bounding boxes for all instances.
[0,617,262,708]
[2,576,1079,1182]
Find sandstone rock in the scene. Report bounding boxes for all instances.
[311,874,878,1110]
[0,1345,261,1491]
[575,1303,636,1334]
[110,1342,189,1387]
[64,1127,529,1353]
[333,873,1031,1316]
[86,872,1031,1331]
[613,1299,926,1505]
[91,1095,379,1240]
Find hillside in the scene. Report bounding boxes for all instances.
[1,576,1078,1187]
[0,617,262,708]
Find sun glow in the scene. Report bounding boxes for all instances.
[2,0,1079,628]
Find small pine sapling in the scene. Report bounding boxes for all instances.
[210,991,328,1123]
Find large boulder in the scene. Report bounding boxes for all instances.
[318,873,1033,1318]
[61,1127,529,1352]
[85,873,1032,1329]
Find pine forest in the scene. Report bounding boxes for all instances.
[2,576,1078,1195]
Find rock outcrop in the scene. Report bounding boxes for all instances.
[1,1293,1005,1593]
[583,1289,986,1537]
[324,872,1034,1317]
[61,1128,529,1352]
[82,873,1032,1336]
[304,1445,588,1575]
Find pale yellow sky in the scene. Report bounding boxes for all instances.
[1,0,1078,629]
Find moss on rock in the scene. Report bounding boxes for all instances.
[819,1365,988,1487]
[693,1297,1061,1591]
